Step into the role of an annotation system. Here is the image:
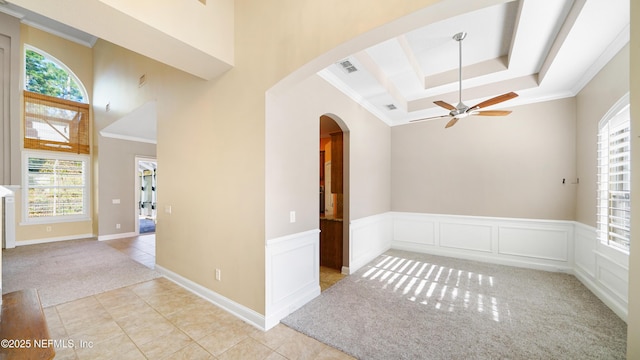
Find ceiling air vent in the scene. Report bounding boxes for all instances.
[386,104,397,110]
[338,60,358,74]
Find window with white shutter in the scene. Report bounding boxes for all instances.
[597,97,630,252]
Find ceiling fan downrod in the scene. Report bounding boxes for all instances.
[408,31,518,127]
[453,32,467,109]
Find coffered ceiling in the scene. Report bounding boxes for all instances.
[1,0,630,132]
[319,0,630,126]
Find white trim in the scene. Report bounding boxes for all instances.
[570,24,629,96]
[265,229,320,330]
[392,212,575,272]
[573,222,628,321]
[262,212,629,329]
[317,68,394,126]
[348,212,393,274]
[97,232,138,241]
[22,20,97,48]
[156,264,266,331]
[100,132,157,145]
[388,212,627,321]
[21,151,91,225]
[135,156,157,236]
[15,233,94,246]
[0,186,16,248]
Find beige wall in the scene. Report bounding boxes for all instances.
[98,0,234,64]
[10,0,234,80]
[627,0,639,356]
[97,137,156,236]
[14,25,94,242]
[6,2,635,341]
[149,0,439,314]
[266,74,391,240]
[0,13,21,186]
[391,98,577,220]
[575,44,630,227]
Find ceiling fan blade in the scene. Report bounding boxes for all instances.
[473,110,512,116]
[470,92,518,110]
[434,100,456,111]
[445,118,459,128]
[409,115,451,123]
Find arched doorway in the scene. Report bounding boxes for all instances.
[319,114,348,290]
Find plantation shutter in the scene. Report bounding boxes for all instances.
[596,106,631,250]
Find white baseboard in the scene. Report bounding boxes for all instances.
[15,233,95,246]
[97,232,138,241]
[155,264,267,331]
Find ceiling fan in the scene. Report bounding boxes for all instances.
[411,32,518,128]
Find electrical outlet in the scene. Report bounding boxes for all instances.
[116,223,121,229]
[289,211,296,223]
[46,226,52,232]
[215,269,221,281]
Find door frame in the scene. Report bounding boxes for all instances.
[134,155,157,235]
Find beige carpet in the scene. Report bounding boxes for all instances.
[2,238,161,307]
[283,249,627,360]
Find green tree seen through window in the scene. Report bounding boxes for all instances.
[25,49,84,103]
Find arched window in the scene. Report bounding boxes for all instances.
[23,46,89,155]
[24,46,87,103]
[22,46,90,223]
[597,93,630,252]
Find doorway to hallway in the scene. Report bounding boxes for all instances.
[319,115,348,291]
[136,157,157,235]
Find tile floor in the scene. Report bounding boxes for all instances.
[42,236,353,359]
[319,267,346,292]
[104,234,156,269]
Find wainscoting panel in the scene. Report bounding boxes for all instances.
[596,252,629,304]
[348,213,393,274]
[392,213,573,272]
[393,215,435,245]
[498,225,569,262]
[572,222,628,321]
[440,222,493,252]
[265,229,320,330]
[573,224,597,277]
[264,215,629,329]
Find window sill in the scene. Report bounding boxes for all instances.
[20,216,91,226]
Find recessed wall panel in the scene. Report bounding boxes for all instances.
[440,222,492,252]
[498,226,569,261]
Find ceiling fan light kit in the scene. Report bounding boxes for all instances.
[411,31,518,128]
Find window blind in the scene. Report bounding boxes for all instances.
[23,90,90,154]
